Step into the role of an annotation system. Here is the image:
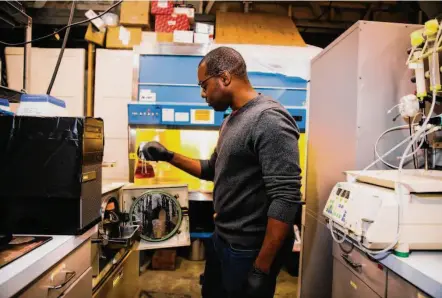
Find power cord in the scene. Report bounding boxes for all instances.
[47,0,75,95]
[0,0,123,46]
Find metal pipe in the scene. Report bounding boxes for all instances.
[425,148,429,170]
[24,18,32,91]
[86,42,95,117]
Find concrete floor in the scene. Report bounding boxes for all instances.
[135,257,298,298]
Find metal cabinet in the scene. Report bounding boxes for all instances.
[387,270,431,298]
[60,267,93,298]
[19,241,91,298]
[92,249,140,298]
[333,241,387,297]
[332,259,381,298]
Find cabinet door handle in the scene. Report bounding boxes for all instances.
[48,270,76,290]
[341,254,362,270]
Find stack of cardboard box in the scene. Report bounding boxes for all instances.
[152,0,195,44]
[85,1,214,48]
[106,1,150,49]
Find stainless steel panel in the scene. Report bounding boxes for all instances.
[92,250,140,298]
[299,211,333,298]
[387,270,431,298]
[305,24,359,218]
[20,241,91,298]
[332,258,381,298]
[333,241,387,297]
[356,22,423,168]
[60,267,93,298]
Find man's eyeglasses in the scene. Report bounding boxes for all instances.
[198,72,224,90]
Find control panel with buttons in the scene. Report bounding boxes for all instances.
[128,103,225,126]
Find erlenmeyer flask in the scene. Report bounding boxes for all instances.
[134,159,155,179]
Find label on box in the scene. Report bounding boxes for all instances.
[167,20,177,26]
[173,30,193,43]
[158,0,168,8]
[119,26,131,46]
[194,33,211,44]
[195,23,214,35]
[174,7,195,18]
[162,108,175,122]
[140,89,156,102]
[175,112,189,122]
[85,9,105,32]
[190,109,214,124]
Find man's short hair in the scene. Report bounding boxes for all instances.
[199,46,248,79]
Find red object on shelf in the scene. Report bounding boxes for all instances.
[155,14,190,32]
[151,1,174,15]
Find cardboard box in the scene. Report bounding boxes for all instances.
[195,22,214,35]
[173,7,195,21]
[151,0,174,15]
[157,32,174,42]
[106,26,142,49]
[120,0,150,27]
[155,14,190,33]
[194,32,212,44]
[85,23,106,46]
[173,30,193,43]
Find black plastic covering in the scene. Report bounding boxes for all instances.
[0,115,104,235]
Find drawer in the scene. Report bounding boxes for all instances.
[93,250,139,298]
[332,258,381,298]
[20,240,91,298]
[60,267,92,298]
[333,240,387,297]
[387,270,431,298]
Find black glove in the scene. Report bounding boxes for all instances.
[245,266,273,298]
[138,141,174,162]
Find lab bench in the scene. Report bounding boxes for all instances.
[0,182,127,298]
[332,240,442,298]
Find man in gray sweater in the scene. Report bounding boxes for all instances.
[139,47,302,298]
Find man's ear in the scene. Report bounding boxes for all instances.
[221,71,232,86]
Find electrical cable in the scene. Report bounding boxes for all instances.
[408,117,418,168]
[328,220,347,244]
[374,124,418,169]
[47,0,75,95]
[0,0,123,46]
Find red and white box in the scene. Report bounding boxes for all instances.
[151,0,174,15]
[155,14,190,33]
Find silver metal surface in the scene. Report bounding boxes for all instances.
[189,191,213,201]
[299,211,334,298]
[332,258,381,298]
[19,241,91,298]
[300,21,423,298]
[333,240,387,296]
[387,270,431,298]
[60,267,92,298]
[92,250,140,298]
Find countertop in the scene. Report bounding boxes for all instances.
[0,181,127,298]
[380,251,442,297]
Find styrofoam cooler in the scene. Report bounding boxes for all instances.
[17,94,67,117]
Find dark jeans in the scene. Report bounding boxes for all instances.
[202,233,289,298]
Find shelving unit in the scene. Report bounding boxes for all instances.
[0,0,32,102]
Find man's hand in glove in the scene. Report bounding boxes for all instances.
[138,141,174,162]
[245,266,273,298]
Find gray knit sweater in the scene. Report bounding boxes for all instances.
[200,94,302,247]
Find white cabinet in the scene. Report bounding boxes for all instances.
[94,49,134,182]
[5,47,86,117]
